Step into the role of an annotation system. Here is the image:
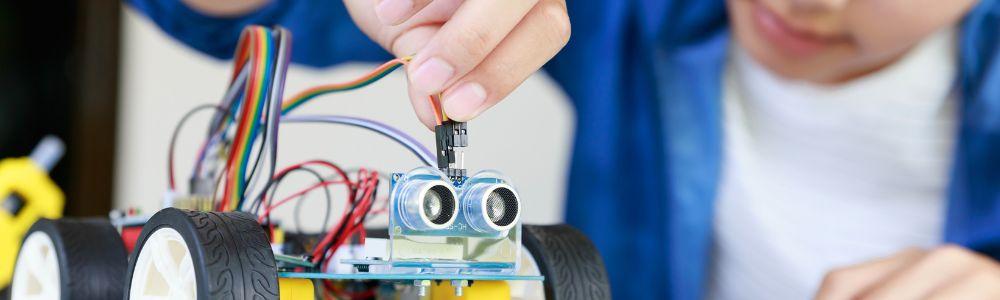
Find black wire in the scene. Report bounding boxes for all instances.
[240,28,291,210]
[314,178,365,263]
[252,164,295,215]
[240,104,272,206]
[291,169,333,234]
[168,104,225,191]
[258,166,333,233]
[318,176,379,263]
[251,162,295,215]
[320,198,359,262]
[249,159,353,214]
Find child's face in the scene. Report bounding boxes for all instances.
[728,0,978,83]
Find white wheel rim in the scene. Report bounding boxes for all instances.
[129,227,197,300]
[510,246,546,300]
[11,231,61,300]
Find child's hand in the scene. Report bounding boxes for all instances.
[815,245,1000,299]
[344,0,570,128]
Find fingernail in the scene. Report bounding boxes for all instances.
[443,82,487,120]
[375,0,413,25]
[410,57,454,93]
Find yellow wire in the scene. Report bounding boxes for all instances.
[439,93,449,122]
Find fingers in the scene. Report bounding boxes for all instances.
[816,245,1000,300]
[438,0,570,120]
[345,0,570,126]
[396,27,440,129]
[344,0,460,54]
[407,0,540,95]
[408,85,440,129]
[926,268,1000,300]
[815,248,925,300]
[375,0,433,25]
[862,245,989,299]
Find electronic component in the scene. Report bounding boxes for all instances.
[461,181,521,233]
[395,175,459,230]
[435,120,468,180]
[361,167,524,276]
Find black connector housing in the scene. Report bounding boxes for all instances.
[435,121,468,180]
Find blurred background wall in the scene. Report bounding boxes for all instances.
[113,5,574,228]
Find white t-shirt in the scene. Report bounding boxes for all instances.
[708,29,957,300]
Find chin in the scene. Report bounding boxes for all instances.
[742,40,838,82]
[728,1,855,83]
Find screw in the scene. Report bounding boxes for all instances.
[452,280,469,297]
[414,280,430,297]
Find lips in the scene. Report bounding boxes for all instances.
[751,2,844,57]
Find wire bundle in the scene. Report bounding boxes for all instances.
[218,26,290,211]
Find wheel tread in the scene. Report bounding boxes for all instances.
[523,224,611,300]
[126,208,279,300]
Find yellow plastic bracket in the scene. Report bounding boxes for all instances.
[279,278,315,300]
[0,157,64,289]
[432,280,511,300]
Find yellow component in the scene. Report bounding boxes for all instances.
[432,280,511,300]
[279,278,315,299]
[272,227,285,244]
[0,158,64,289]
[173,195,214,211]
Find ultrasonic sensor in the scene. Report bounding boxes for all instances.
[462,183,521,233]
[423,185,456,226]
[398,179,458,230]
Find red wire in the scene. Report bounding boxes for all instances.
[219,31,257,210]
[310,169,366,261]
[191,32,250,188]
[283,160,352,184]
[257,180,348,223]
[332,173,377,251]
[232,31,251,80]
[311,170,378,264]
[257,160,357,239]
[272,160,355,198]
[219,29,264,211]
[168,148,177,190]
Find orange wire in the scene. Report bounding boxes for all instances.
[428,95,443,125]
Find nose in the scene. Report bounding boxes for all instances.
[788,0,850,14]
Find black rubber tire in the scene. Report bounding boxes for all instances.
[522,224,611,300]
[124,208,279,300]
[14,218,128,299]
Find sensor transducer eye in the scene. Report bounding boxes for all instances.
[462,183,521,233]
[486,187,518,227]
[424,185,455,225]
[397,178,459,231]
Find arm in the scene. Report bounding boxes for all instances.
[126,0,391,67]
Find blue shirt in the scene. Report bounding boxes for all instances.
[129,0,1000,298]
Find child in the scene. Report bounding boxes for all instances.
[131,0,1000,298]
